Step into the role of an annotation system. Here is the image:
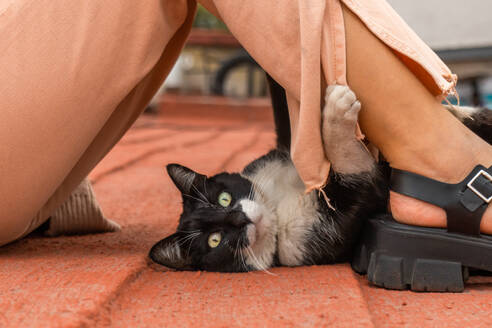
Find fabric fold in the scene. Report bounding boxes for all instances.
[199,0,457,193]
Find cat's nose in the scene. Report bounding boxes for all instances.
[228,211,251,228]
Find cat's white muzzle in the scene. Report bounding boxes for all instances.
[240,199,264,246]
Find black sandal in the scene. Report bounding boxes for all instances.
[352,164,492,292]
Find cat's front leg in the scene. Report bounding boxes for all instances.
[321,85,375,173]
[319,84,387,216]
[300,86,388,264]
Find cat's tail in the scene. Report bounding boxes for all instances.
[266,73,291,152]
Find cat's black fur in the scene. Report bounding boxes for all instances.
[266,74,291,151]
[150,74,492,272]
[151,166,255,271]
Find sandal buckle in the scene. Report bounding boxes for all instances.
[467,169,492,203]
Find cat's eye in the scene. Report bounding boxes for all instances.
[208,232,222,248]
[218,191,232,207]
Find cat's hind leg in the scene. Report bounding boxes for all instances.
[322,85,375,173]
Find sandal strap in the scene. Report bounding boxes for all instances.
[391,165,492,235]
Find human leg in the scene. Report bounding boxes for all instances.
[0,0,196,246]
[341,5,492,232]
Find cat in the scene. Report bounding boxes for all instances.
[149,76,492,272]
[148,78,389,272]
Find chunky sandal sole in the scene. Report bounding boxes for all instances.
[351,215,492,292]
[351,110,492,292]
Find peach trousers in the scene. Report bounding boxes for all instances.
[0,0,456,246]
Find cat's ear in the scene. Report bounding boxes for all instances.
[149,233,193,270]
[166,163,206,194]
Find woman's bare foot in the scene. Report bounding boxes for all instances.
[391,193,492,234]
[388,108,492,234]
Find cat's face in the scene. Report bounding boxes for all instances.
[149,164,276,272]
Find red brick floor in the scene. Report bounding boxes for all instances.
[2,96,492,327]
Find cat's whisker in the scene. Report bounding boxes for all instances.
[185,233,201,258]
[235,236,241,262]
[241,247,252,268]
[192,184,209,204]
[237,236,247,270]
[244,247,257,268]
[247,183,253,201]
[182,193,209,206]
[247,173,264,201]
[242,251,248,271]
[175,231,201,247]
[239,246,245,270]
[250,170,273,202]
[244,246,275,275]
[202,179,208,198]
[247,174,264,201]
[175,235,195,248]
[176,229,200,234]
[250,248,273,275]
[234,236,240,261]
[250,169,267,188]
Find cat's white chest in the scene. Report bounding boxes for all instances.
[253,159,321,266]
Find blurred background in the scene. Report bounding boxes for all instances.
[148,1,492,112]
[390,0,492,107]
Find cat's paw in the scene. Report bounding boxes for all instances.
[322,85,375,174]
[323,85,361,128]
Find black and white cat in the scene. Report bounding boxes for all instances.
[149,77,492,272]
[149,80,388,272]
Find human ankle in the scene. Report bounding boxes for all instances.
[386,123,492,183]
[387,142,483,184]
